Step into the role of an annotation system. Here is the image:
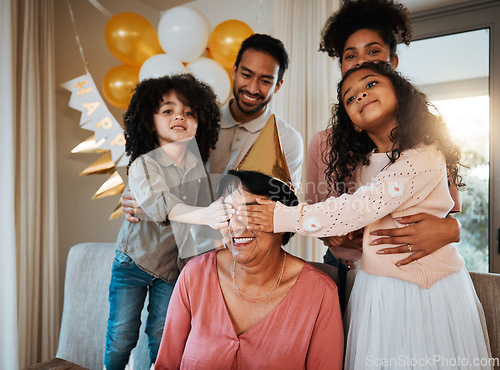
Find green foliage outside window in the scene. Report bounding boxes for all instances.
[455,151,489,272]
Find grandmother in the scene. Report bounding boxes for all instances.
[155,170,344,369]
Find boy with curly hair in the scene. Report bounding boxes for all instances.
[104,74,232,369]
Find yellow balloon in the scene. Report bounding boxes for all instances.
[105,12,163,67]
[102,65,139,110]
[208,20,253,69]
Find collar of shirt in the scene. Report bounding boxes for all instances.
[151,144,201,173]
[220,99,273,133]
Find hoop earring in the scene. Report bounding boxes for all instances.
[353,124,363,133]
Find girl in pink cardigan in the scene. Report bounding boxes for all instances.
[243,61,491,369]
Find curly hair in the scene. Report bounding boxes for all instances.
[325,62,464,196]
[319,0,412,60]
[123,74,221,170]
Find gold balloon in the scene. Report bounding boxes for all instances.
[105,12,163,67]
[208,20,253,69]
[225,66,234,87]
[102,65,139,110]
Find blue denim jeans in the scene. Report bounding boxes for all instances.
[104,251,175,370]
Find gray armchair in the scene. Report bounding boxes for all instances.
[56,243,149,370]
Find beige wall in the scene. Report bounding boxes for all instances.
[54,0,273,314]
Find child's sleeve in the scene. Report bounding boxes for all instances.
[274,145,448,237]
[128,155,182,223]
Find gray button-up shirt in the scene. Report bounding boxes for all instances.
[116,143,214,282]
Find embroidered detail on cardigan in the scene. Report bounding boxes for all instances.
[303,217,322,232]
[389,182,404,199]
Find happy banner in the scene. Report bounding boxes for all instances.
[61,73,128,165]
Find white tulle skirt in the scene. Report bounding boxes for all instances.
[344,267,492,370]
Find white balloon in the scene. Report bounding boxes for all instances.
[139,54,186,81]
[157,7,209,63]
[187,57,231,104]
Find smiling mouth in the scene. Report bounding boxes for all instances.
[240,91,262,104]
[360,100,376,113]
[232,237,255,245]
[171,125,187,131]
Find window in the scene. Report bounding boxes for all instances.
[402,1,500,272]
[398,29,490,272]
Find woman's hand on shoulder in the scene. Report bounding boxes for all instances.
[372,213,461,266]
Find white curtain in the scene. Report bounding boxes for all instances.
[272,0,341,261]
[0,0,20,368]
[11,0,59,367]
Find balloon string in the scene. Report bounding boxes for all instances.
[66,0,89,75]
[87,0,113,19]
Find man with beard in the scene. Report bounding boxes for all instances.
[207,34,303,189]
[122,34,303,221]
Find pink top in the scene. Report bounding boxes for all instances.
[275,143,464,288]
[305,129,330,204]
[155,250,344,370]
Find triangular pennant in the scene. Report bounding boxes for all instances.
[92,171,126,199]
[109,198,124,220]
[71,135,107,154]
[79,152,116,176]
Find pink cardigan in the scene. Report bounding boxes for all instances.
[275,143,464,288]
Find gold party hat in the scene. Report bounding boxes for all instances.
[235,114,294,191]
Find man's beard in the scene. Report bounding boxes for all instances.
[232,87,272,115]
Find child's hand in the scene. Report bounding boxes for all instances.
[206,197,234,229]
[320,235,349,248]
[321,230,363,261]
[236,198,276,232]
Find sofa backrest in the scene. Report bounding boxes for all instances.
[56,243,149,370]
[470,271,500,364]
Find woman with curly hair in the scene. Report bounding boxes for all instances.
[104,74,233,369]
[307,0,462,313]
[244,62,491,368]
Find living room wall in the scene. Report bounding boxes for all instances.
[54,0,273,313]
